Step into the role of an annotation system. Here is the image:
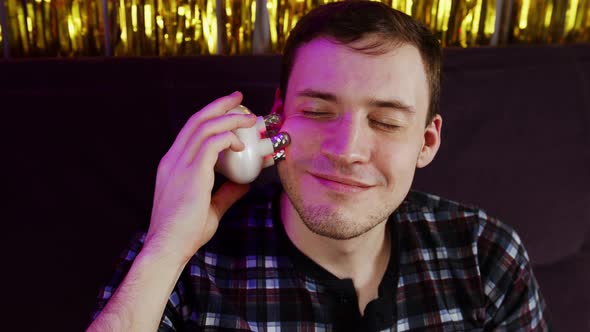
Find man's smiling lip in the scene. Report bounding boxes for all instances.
[309,172,374,192]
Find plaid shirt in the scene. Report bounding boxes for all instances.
[93,184,550,331]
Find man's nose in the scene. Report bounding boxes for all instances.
[320,113,371,164]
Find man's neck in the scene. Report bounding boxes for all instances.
[280,192,391,313]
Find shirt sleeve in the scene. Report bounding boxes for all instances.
[90,232,185,332]
[477,212,551,331]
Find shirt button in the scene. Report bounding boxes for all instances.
[340,297,349,304]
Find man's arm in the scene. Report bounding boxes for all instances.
[88,246,186,331]
[88,92,256,331]
[477,214,551,331]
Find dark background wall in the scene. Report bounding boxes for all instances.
[2,45,589,331]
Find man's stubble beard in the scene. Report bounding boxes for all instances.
[280,176,395,240]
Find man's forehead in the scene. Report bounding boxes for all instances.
[289,37,424,78]
[341,34,407,55]
[297,35,414,59]
[289,39,426,89]
[284,38,429,120]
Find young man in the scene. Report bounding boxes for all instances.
[89,2,550,331]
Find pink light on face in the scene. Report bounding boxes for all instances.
[275,37,437,240]
[310,173,372,194]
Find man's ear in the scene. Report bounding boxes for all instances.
[416,114,442,168]
[271,87,284,114]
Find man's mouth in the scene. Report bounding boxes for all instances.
[309,172,373,193]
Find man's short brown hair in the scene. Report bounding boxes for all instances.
[279,1,442,125]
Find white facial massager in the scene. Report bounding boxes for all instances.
[214,105,290,184]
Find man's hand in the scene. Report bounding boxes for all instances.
[144,91,256,264]
[88,92,257,332]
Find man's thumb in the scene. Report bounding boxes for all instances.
[210,181,251,220]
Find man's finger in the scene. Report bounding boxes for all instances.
[179,113,256,165]
[187,130,246,167]
[169,91,244,159]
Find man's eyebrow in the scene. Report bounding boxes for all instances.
[295,88,415,113]
[295,89,338,102]
[367,97,415,113]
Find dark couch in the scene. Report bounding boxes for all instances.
[2,45,589,331]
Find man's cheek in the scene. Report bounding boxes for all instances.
[291,120,325,141]
[277,123,300,149]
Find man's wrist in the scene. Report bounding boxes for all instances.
[88,240,191,331]
[138,242,192,273]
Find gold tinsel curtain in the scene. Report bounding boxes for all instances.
[0,0,588,58]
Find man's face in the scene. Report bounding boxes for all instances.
[276,37,439,240]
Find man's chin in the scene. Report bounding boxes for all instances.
[298,204,383,240]
[310,226,367,240]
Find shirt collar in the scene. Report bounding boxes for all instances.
[270,184,400,329]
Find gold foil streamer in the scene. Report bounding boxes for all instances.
[217,0,255,54]
[379,0,414,15]
[444,0,499,47]
[509,0,589,44]
[155,0,213,55]
[2,0,589,57]
[5,0,31,56]
[408,0,453,46]
[0,3,3,58]
[563,0,590,43]
[270,0,337,53]
[510,0,557,43]
[110,0,157,55]
[4,0,105,57]
[161,0,221,55]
